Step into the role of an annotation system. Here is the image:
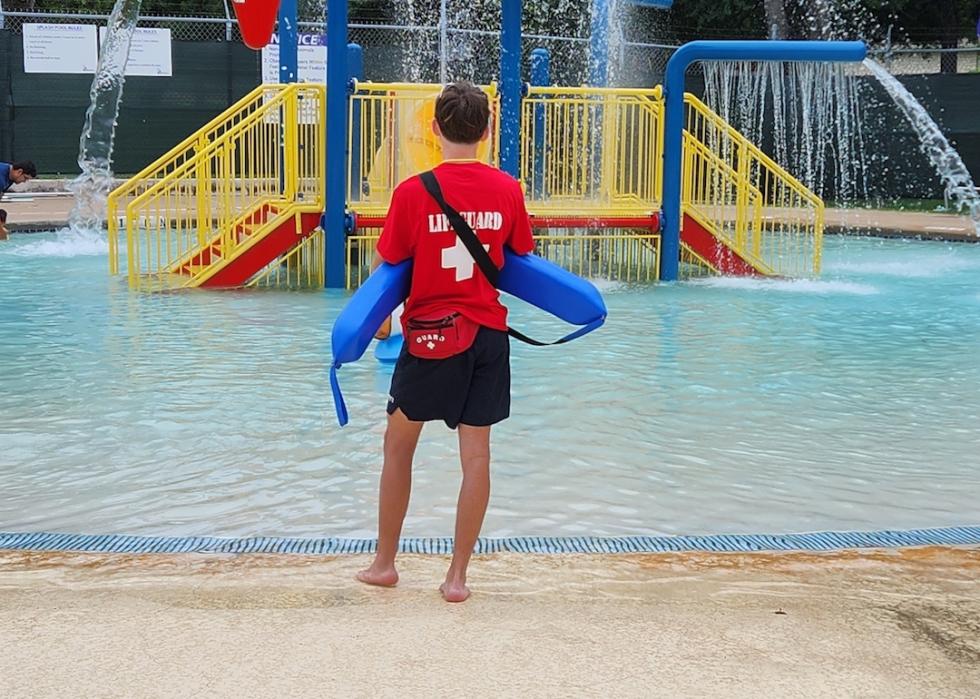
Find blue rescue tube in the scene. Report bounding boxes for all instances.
[330,252,606,426]
[329,260,410,426]
[498,251,605,327]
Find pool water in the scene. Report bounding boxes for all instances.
[1,231,979,539]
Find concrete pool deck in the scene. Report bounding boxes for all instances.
[2,191,977,241]
[1,547,978,697]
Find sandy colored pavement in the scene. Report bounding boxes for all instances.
[1,191,977,241]
[1,193,80,231]
[0,547,978,698]
[823,207,978,240]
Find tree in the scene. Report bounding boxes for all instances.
[666,0,767,40]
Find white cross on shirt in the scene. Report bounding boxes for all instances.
[441,237,490,282]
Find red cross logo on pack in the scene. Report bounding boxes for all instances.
[404,313,481,360]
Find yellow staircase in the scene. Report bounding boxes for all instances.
[681,93,825,278]
[108,84,325,291]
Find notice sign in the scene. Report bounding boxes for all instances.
[99,27,173,76]
[261,33,326,84]
[23,23,98,74]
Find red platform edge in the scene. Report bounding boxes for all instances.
[200,211,321,287]
[680,213,761,276]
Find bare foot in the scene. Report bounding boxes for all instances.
[439,581,471,603]
[356,565,398,587]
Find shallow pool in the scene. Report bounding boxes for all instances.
[1,230,979,539]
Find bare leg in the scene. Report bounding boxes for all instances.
[440,424,492,603]
[356,409,424,587]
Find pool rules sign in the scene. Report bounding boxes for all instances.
[22,24,98,74]
[23,24,172,76]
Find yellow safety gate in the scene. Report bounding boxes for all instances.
[347,82,500,218]
[520,86,663,215]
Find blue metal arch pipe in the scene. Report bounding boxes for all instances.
[499,0,522,177]
[324,0,349,287]
[659,40,867,281]
[277,0,298,83]
[529,48,550,199]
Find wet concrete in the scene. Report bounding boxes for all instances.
[1,547,978,697]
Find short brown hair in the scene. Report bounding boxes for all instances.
[434,82,489,145]
[12,160,36,178]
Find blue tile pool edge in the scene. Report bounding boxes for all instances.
[1,526,979,555]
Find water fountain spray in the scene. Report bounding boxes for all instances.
[68,0,142,234]
[863,59,980,234]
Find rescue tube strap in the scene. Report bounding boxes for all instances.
[330,365,349,426]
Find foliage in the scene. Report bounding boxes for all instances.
[865,0,980,43]
[7,1,980,44]
[8,1,225,16]
[665,0,767,40]
[643,0,980,43]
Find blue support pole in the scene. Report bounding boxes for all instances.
[529,48,550,200]
[324,0,349,288]
[278,0,298,84]
[499,0,522,178]
[347,43,364,203]
[659,40,867,281]
[589,0,611,87]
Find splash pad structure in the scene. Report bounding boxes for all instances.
[107,0,869,290]
[659,40,867,280]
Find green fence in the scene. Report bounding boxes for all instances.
[0,33,259,174]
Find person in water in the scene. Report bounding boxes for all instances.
[357,81,534,602]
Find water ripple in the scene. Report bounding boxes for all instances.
[1,234,979,538]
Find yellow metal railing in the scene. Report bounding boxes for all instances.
[682,133,773,275]
[345,232,659,290]
[247,226,325,289]
[520,86,663,216]
[108,84,293,276]
[683,93,824,277]
[114,84,325,290]
[535,233,660,282]
[348,81,500,217]
[346,232,383,290]
[681,243,717,276]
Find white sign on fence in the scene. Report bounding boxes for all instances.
[98,27,173,77]
[261,33,327,84]
[23,23,98,74]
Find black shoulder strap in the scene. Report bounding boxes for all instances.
[418,170,570,347]
[419,171,500,286]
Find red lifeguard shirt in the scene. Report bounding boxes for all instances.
[377,161,535,332]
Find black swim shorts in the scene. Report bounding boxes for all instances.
[386,326,510,429]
